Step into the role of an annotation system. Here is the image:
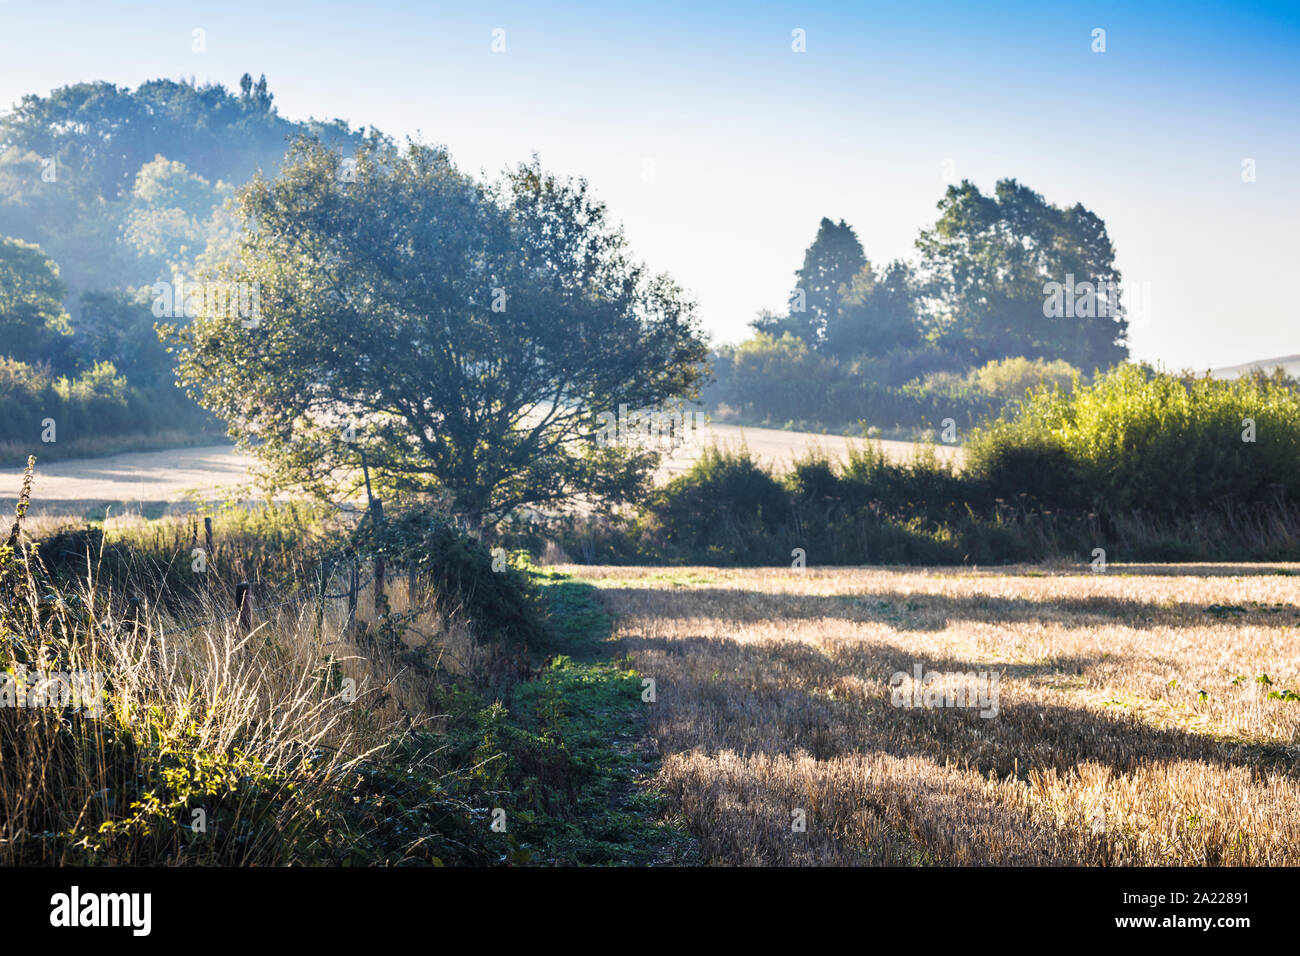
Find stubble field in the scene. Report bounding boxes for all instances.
[578,563,1300,866]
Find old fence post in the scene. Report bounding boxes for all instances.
[235,581,252,636]
[374,553,385,614]
[314,559,327,640]
[126,593,141,638]
[204,516,215,568]
[407,564,417,608]
[346,556,358,633]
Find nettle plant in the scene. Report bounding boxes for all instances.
[174,139,708,529]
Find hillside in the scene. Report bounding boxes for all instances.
[1211,354,1300,379]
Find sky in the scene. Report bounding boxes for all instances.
[1,0,1298,370]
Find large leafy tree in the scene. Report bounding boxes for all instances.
[174,140,708,526]
[0,237,73,370]
[915,179,1128,370]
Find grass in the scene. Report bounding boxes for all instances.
[575,562,1300,865]
[468,573,698,864]
[14,467,1300,867]
[1,482,692,866]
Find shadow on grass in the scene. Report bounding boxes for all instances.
[605,592,1299,782]
[597,584,1300,633]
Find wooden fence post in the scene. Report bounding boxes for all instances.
[235,581,252,635]
[126,593,141,638]
[346,558,358,633]
[314,561,327,640]
[407,564,417,608]
[374,553,385,614]
[204,516,214,567]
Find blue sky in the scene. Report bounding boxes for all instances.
[2,0,1298,369]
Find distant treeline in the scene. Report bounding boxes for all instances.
[704,183,1132,434]
[0,76,368,456]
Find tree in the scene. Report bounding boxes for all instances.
[795,217,866,347]
[915,179,1128,370]
[121,156,235,280]
[823,260,921,360]
[174,140,708,526]
[0,77,369,300]
[74,290,173,387]
[716,332,825,422]
[0,237,73,370]
[755,217,865,348]
[0,78,365,202]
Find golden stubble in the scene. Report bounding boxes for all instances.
[576,563,1300,866]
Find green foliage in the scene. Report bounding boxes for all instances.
[175,141,708,525]
[0,76,364,205]
[824,259,922,360]
[0,356,218,465]
[754,217,867,346]
[121,156,236,280]
[968,355,1080,399]
[0,237,73,370]
[915,178,1128,370]
[0,78,365,308]
[968,364,1300,517]
[358,506,548,648]
[639,446,791,563]
[441,576,694,865]
[707,334,1001,433]
[713,180,1124,435]
[73,289,175,386]
[0,457,37,643]
[509,412,1300,566]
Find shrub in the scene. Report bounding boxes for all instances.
[968,364,1300,517]
[359,505,548,648]
[640,445,791,563]
[968,356,1080,399]
[0,357,221,464]
[705,337,1002,435]
[500,432,1300,566]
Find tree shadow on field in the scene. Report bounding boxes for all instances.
[1107,564,1300,577]
[599,585,1300,633]
[606,583,1300,865]
[610,603,1299,783]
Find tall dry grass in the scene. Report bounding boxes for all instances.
[583,563,1300,865]
[0,494,495,865]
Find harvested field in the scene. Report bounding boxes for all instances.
[580,564,1300,865]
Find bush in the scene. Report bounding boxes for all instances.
[360,505,548,648]
[502,411,1300,567]
[0,356,221,464]
[968,356,1080,399]
[968,364,1300,517]
[639,446,791,564]
[706,338,1002,436]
